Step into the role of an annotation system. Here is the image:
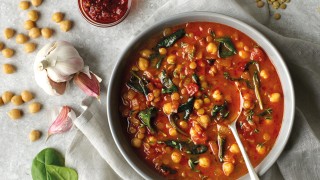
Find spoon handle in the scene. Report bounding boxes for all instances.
[229,123,260,180]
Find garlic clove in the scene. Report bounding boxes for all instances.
[47,106,75,141]
[74,71,101,98]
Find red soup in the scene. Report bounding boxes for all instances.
[119,22,284,179]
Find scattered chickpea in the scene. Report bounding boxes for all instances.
[24,20,36,30]
[31,0,42,7]
[21,90,33,102]
[166,55,176,64]
[138,57,149,71]
[139,49,152,58]
[274,13,281,20]
[280,3,287,9]
[229,144,240,154]
[159,48,167,55]
[189,61,197,69]
[59,20,72,32]
[29,130,41,142]
[24,42,37,53]
[29,27,41,38]
[131,137,142,148]
[11,95,24,106]
[269,93,281,102]
[19,1,30,10]
[171,151,182,163]
[52,12,64,23]
[256,144,267,155]
[212,90,223,101]
[29,102,42,113]
[3,28,15,39]
[0,42,4,50]
[41,28,53,39]
[199,156,211,168]
[2,91,14,104]
[257,1,265,8]
[2,64,15,74]
[16,33,29,44]
[272,1,280,9]
[28,10,39,21]
[8,109,22,120]
[2,48,14,58]
[222,162,234,176]
[206,42,218,54]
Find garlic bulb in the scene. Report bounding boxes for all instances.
[34,41,84,95]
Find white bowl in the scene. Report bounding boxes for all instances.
[107,12,295,179]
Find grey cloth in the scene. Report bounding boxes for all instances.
[66,0,320,179]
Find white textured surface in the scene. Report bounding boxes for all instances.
[0,0,167,179]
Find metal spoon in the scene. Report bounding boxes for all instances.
[228,83,260,180]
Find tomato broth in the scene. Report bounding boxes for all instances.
[119,22,284,179]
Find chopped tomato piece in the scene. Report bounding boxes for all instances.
[250,47,265,61]
[185,83,199,96]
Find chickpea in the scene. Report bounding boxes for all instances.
[29,27,41,38]
[263,133,271,141]
[28,10,39,21]
[163,28,172,36]
[52,12,64,23]
[139,49,152,58]
[8,109,22,120]
[41,28,53,39]
[29,130,41,142]
[11,95,24,106]
[189,61,197,69]
[16,33,29,44]
[19,1,30,10]
[209,66,217,76]
[24,20,36,30]
[159,48,167,55]
[204,97,210,104]
[199,115,210,128]
[147,136,157,145]
[21,90,33,102]
[24,42,37,53]
[131,137,142,148]
[171,92,180,101]
[138,57,149,71]
[196,108,205,115]
[2,91,14,104]
[0,42,4,50]
[194,99,203,110]
[238,50,249,59]
[199,156,211,168]
[163,102,172,115]
[222,162,234,176]
[171,151,182,163]
[229,144,240,154]
[206,42,218,54]
[256,144,266,155]
[137,132,145,139]
[212,90,223,101]
[31,0,42,7]
[243,100,253,109]
[3,28,15,39]
[260,69,269,79]
[2,64,15,74]
[166,55,176,64]
[169,128,177,136]
[29,102,41,113]
[2,48,14,58]
[269,93,281,103]
[59,20,72,32]
[179,121,188,129]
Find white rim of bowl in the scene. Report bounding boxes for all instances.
[107,11,295,179]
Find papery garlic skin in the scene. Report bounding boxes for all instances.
[34,41,84,95]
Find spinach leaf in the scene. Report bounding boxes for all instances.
[31,148,78,180]
[211,101,230,120]
[138,107,157,134]
[186,145,208,155]
[169,114,188,136]
[178,97,195,120]
[259,108,273,116]
[159,70,178,94]
[162,140,208,155]
[127,71,149,96]
[149,52,165,69]
[163,140,185,151]
[156,29,186,48]
[223,72,253,89]
[192,74,200,86]
[188,158,199,171]
[215,37,237,58]
[206,59,215,65]
[217,134,225,163]
[160,165,177,174]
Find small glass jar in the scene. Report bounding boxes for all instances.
[78,0,132,28]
